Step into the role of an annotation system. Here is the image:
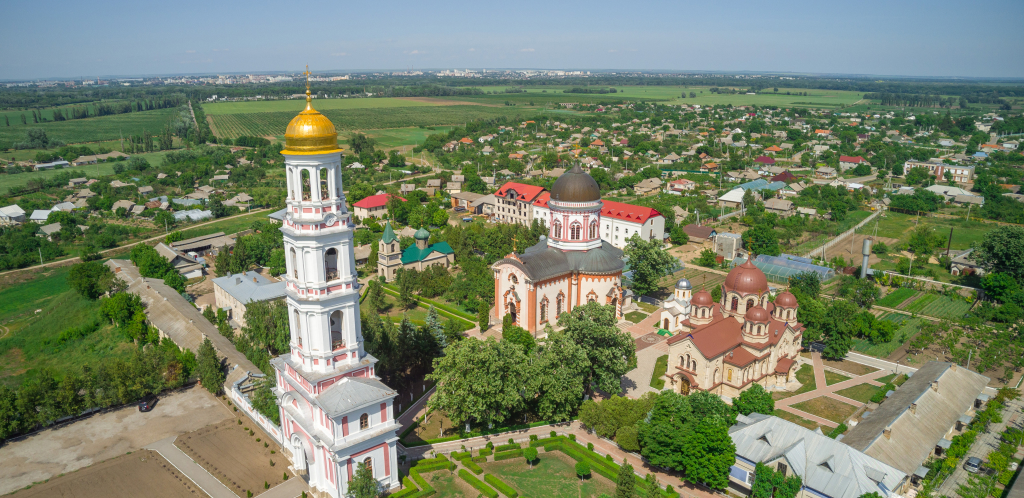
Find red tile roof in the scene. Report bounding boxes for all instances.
[754,156,775,164]
[599,200,663,224]
[840,155,866,164]
[532,191,551,208]
[496,182,546,202]
[353,193,405,209]
[591,139,604,146]
[765,145,783,152]
[459,137,473,144]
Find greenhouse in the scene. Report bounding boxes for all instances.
[730,254,836,284]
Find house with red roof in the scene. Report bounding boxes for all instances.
[839,155,869,171]
[753,156,775,165]
[764,145,783,154]
[458,137,473,144]
[494,182,547,226]
[352,193,406,220]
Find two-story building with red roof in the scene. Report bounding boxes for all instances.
[352,194,405,221]
[532,190,664,250]
[493,181,547,226]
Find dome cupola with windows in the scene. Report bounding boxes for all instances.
[547,165,604,252]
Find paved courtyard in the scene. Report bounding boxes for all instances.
[0,385,233,495]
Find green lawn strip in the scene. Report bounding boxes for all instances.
[635,302,659,313]
[773,363,815,400]
[625,311,647,323]
[903,293,938,313]
[380,284,476,320]
[530,436,678,497]
[834,383,881,404]
[459,469,499,497]
[650,355,668,389]
[379,287,474,328]
[876,288,917,308]
[824,370,852,386]
[772,409,835,434]
[791,396,859,424]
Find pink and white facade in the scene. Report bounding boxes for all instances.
[533,193,664,250]
[272,148,400,497]
[494,166,627,335]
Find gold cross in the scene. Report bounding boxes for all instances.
[303,65,312,98]
[512,233,519,253]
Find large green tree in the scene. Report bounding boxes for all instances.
[347,462,385,498]
[67,261,113,299]
[822,300,858,360]
[196,337,225,394]
[976,226,1024,280]
[533,331,590,422]
[734,383,774,416]
[557,302,636,394]
[742,224,781,257]
[681,417,735,490]
[624,234,675,297]
[427,337,530,428]
[614,462,637,498]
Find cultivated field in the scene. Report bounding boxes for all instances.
[0,108,178,145]
[339,126,455,150]
[7,450,204,498]
[203,96,441,115]
[174,419,287,497]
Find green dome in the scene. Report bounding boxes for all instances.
[414,227,430,240]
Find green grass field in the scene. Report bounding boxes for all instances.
[0,266,134,387]
[202,97,443,115]
[835,383,882,404]
[774,363,816,400]
[901,293,973,318]
[457,85,865,108]
[851,314,924,358]
[340,126,455,150]
[0,108,178,145]
[772,408,834,433]
[868,212,992,251]
[0,148,178,193]
[210,105,532,139]
[791,396,859,424]
[876,288,917,308]
[479,451,615,498]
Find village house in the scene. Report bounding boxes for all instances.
[352,193,405,220]
[212,271,287,327]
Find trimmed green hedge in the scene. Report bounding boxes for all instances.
[485,474,519,498]
[401,420,563,448]
[530,435,566,447]
[460,456,484,475]
[451,451,471,460]
[495,442,521,452]
[494,448,524,461]
[388,477,420,498]
[471,456,487,463]
[478,447,493,457]
[458,469,498,498]
[392,456,456,498]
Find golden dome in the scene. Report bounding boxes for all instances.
[282,67,341,155]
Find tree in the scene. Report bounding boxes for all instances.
[788,271,821,300]
[751,462,802,498]
[822,300,858,360]
[558,302,636,394]
[734,384,774,415]
[575,461,591,481]
[523,447,538,467]
[426,337,530,429]
[742,224,781,257]
[502,325,535,355]
[534,331,590,422]
[624,234,675,297]
[478,304,490,332]
[615,462,637,498]
[680,417,735,490]
[838,276,880,308]
[638,391,690,471]
[976,226,1024,280]
[67,261,113,299]
[367,280,388,314]
[396,269,416,309]
[347,461,384,498]
[196,337,225,394]
[695,248,718,267]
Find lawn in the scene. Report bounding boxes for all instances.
[419,469,477,497]
[0,108,178,145]
[852,314,924,358]
[0,148,178,194]
[835,383,882,404]
[209,105,533,139]
[774,363,815,400]
[772,409,835,433]
[624,311,647,324]
[480,450,616,498]
[362,291,429,326]
[825,370,852,386]
[871,212,993,251]
[791,396,860,424]
[635,301,659,313]
[876,288,917,308]
[876,373,909,386]
[819,357,880,376]
[650,355,668,389]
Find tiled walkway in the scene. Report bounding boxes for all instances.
[773,352,892,427]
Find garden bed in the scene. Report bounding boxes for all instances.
[772,409,835,434]
[174,419,286,497]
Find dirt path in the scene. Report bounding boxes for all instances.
[0,208,270,283]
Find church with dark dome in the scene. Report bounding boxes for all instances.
[663,260,804,399]
[492,165,628,334]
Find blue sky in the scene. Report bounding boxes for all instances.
[2,0,1022,80]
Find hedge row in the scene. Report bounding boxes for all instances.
[472,456,487,464]
[389,456,456,498]
[478,447,493,457]
[380,285,476,321]
[485,474,519,498]
[542,439,679,497]
[401,420,558,447]
[495,442,521,452]
[458,469,498,498]
[494,448,524,461]
[451,451,471,460]
[460,456,483,475]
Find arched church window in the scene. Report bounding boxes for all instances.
[747,299,756,310]
[319,168,329,200]
[359,413,369,430]
[290,247,299,279]
[540,298,548,322]
[556,293,565,317]
[728,369,733,382]
[731,297,739,311]
[363,457,373,476]
[325,248,338,281]
[301,169,312,201]
[589,221,598,239]
[553,220,562,239]
[570,222,582,240]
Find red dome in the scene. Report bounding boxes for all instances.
[746,305,770,322]
[775,291,798,308]
[724,260,769,296]
[691,289,714,306]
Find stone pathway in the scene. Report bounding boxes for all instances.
[773,352,892,428]
[258,478,307,498]
[144,436,238,498]
[621,340,669,398]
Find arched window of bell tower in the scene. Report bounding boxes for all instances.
[301,169,312,201]
[570,222,582,240]
[329,310,343,351]
[290,247,299,279]
[552,220,562,239]
[319,168,329,201]
[325,248,338,281]
[589,221,598,239]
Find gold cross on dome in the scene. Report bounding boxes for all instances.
[303,65,312,98]
[512,233,519,253]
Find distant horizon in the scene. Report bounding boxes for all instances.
[3,0,1022,81]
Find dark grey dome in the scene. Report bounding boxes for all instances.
[550,165,601,203]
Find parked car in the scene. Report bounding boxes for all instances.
[138,395,157,412]
[964,457,983,474]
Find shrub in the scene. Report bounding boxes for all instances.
[550,430,557,437]
[485,474,518,498]
[495,442,521,452]
[530,434,538,442]
[508,438,514,444]
[524,447,538,464]
[827,424,848,439]
[458,469,498,498]
[283,472,288,481]
[478,447,493,457]
[576,461,591,478]
[461,456,483,475]
[588,442,594,451]
[569,434,576,442]
[494,449,524,461]
[486,441,494,449]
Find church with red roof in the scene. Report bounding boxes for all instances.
[661,260,804,398]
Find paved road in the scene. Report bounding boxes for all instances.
[935,397,1024,497]
[146,436,238,498]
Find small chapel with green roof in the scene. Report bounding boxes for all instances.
[377,222,454,282]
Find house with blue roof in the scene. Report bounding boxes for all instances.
[377,222,454,281]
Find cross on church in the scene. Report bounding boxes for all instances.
[303,65,312,96]
[512,233,519,253]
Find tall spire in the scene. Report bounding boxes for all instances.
[303,64,313,109]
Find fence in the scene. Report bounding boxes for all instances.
[800,210,881,259]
